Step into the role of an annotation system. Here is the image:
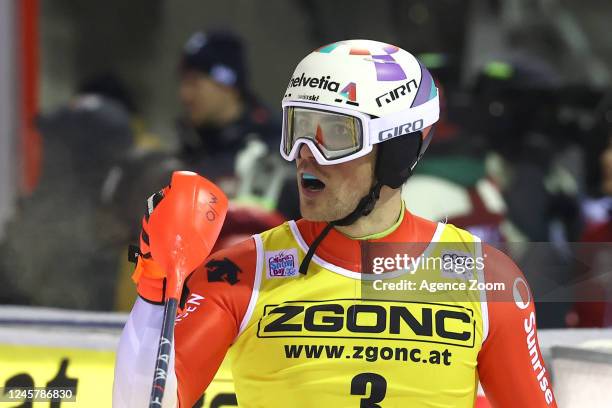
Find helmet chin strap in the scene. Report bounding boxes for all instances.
[297,130,424,275]
[298,181,383,275]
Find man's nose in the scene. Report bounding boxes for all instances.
[298,143,316,160]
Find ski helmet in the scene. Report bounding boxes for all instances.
[281,39,440,189]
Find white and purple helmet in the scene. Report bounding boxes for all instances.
[281,39,440,186]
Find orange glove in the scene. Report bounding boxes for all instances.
[130,172,228,304]
[131,187,171,303]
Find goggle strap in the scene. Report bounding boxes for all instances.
[298,182,383,275]
[368,94,440,145]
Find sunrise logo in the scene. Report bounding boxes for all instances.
[317,41,407,82]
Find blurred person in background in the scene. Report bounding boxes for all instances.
[570,113,612,327]
[0,74,137,310]
[78,73,182,236]
[80,74,185,311]
[581,109,612,232]
[117,31,302,309]
[465,57,604,328]
[403,53,511,245]
[114,30,302,311]
[176,29,299,221]
[469,57,582,245]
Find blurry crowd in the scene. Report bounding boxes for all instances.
[0,31,296,311]
[0,30,611,329]
[405,53,612,327]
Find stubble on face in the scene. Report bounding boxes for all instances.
[297,147,376,222]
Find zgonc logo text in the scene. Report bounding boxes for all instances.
[258,301,475,346]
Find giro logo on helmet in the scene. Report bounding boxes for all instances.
[288,73,340,92]
[375,79,418,107]
[378,119,424,141]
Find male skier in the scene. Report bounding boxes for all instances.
[113,40,556,407]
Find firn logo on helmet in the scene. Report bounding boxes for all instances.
[288,73,340,92]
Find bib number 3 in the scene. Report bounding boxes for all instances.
[350,373,387,408]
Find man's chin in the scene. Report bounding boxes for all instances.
[300,207,326,222]
[300,202,349,222]
[299,202,331,222]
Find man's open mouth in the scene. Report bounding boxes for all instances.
[301,172,326,191]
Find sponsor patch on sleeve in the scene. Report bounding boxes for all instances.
[265,249,299,278]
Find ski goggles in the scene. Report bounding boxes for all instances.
[280,96,439,165]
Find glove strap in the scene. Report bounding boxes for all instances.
[132,256,167,304]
